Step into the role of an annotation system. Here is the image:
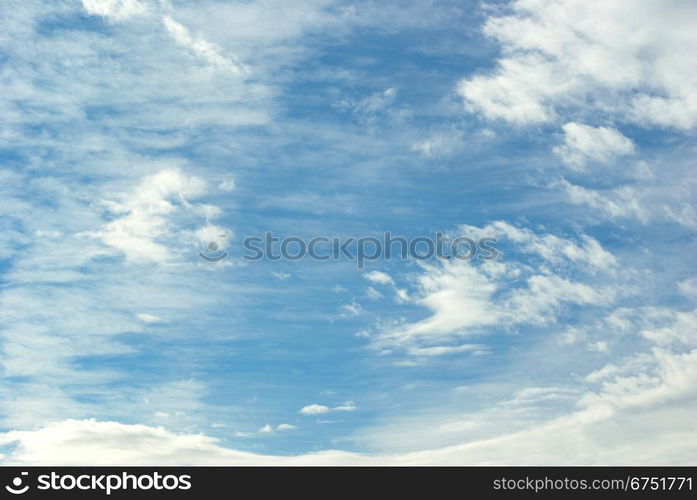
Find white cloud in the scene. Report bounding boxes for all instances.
[4,0,694,469]
[162,15,246,75]
[639,310,697,347]
[456,1,696,237]
[90,168,217,263]
[218,179,236,192]
[561,180,648,222]
[412,129,464,159]
[558,327,586,346]
[1,299,695,466]
[560,178,697,229]
[678,279,697,300]
[338,88,410,129]
[333,401,356,412]
[553,122,635,168]
[406,344,487,357]
[195,225,230,250]
[502,386,579,407]
[459,53,562,124]
[299,402,356,416]
[458,0,697,129]
[462,220,616,269]
[587,341,609,353]
[1,419,379,465]
[363,271,394,286]
[340,302,362,317]
[4,348,697,468]
[370,222,620,353]
[82,0,146,20]
[374,260,497,350]
[506,274,614,324]
[299,404,330,415]
[351,300,697,461]
[0,419,290,465]
[81,1,247,76]
[136,313,163,324]
[276,423,296,431]
[235,422,297,438]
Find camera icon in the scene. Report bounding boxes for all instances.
[5,472,29,495]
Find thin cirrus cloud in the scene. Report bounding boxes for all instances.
[82,0,247,75]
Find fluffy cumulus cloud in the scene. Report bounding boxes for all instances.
[299,402,357,416]
[363,271,394,286]
[458,0,697,128]
[299,404,330,415]
[457,0,697,230]
[90,168,221,263]
[553,122,635,168]
[558,178,697,229]
[0,419,280,465]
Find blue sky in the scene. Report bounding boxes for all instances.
[0,0,696,464]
